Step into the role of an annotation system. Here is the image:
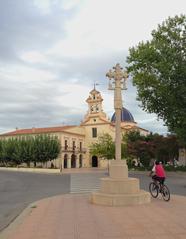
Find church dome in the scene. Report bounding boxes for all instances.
[111,107,135,122]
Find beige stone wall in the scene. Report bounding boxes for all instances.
[0,89,149,169]
[57,129,86,169]
[0,124,148,169]
[0,131,87,169]
[179,148,186,166]
[81,121,148,168]
[82,122,115,168]
[63,126,85,135]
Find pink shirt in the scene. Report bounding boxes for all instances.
[155,164,166,177]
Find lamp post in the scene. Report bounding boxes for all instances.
[106,63,128,161]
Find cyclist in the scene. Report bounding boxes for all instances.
[149,160,166,187]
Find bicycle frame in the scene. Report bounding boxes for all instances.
[149,180,170,201]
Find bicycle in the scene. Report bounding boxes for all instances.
[149,179,170,201]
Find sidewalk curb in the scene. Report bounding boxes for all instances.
[1,193,186,239]
[0,167,107,175]
[0,201,38,239]
[0,194,88,239]
[0,167,60,174]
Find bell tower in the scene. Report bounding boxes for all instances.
[86,88,103,114]
[81,86,108,124]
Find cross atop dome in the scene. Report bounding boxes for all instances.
[93,82,99,90]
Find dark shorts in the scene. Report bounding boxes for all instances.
[152,175,165,184]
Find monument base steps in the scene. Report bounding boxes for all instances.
[90,160,151,206]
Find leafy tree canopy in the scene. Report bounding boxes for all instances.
[125,131,179,168]
[127,15,186,144]
[89,133,115,160]
[89,133,127,160]
[0,134,61,167]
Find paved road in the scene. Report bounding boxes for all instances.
[70,171,186,196]
[129,171,186,196]
[0,170,70,232]
[70,172,104,193]
[0,170,186,232]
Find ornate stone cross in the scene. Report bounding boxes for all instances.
[106,63,128,161]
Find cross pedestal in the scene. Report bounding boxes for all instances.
[90,160,150,206]
[90,63,150,206]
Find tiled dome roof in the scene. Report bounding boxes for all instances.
[111,107,135,122]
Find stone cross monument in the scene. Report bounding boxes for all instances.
[106,63,128,162]
[90,63,150,206]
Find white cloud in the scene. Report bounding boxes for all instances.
[33,0,82,14]
[60,0,83,10]
[33,0,54,14]
[20,51,48,64]
[56,83,90,111]
[138,117,157,124]
[0,64,56,85]
[0,0,185,134]
[48,0,186,58]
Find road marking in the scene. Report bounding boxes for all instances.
[70,173,104,194]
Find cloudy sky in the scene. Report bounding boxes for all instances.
[0,0,185,134]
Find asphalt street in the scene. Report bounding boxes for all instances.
[0,170,70,232]
[129,171,186,196]
[0,170,185,233]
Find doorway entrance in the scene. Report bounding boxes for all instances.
[71,154,76,168]
[79,154,82,168]
[64,154,68,168]
[92,156,98,167]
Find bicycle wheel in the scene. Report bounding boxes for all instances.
[149,182,158,198]
[161,185,170,201]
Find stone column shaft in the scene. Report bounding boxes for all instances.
[114,79,122,161]
[76,157,79,168]
[67,158,71,168]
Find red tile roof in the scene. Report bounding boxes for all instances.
[0,125,77,136]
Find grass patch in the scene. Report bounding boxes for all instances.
[30,205,37,209]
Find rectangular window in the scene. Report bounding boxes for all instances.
[65,140,68,150]
[73,141,76,150]
[92,128,97,138]
[80,142,82,150]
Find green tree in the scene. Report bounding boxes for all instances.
[0,135,61,167]
[0,139,6,165]
[0,138,22,166]
[127,15,186,144]
[152,134,179,164]
[125,131,180,167]
[89,133,115,159]
[125,131,155,168]
[34,135,61,164]
[124,130,145,143]
[19,137,36,167]
[47,135,61,161]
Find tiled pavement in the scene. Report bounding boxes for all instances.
[2,193,186,239]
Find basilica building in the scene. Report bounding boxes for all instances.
[0,88,149,169]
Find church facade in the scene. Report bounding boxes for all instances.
[0,88,149,169]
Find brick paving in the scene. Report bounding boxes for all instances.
[2,193,186,239]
